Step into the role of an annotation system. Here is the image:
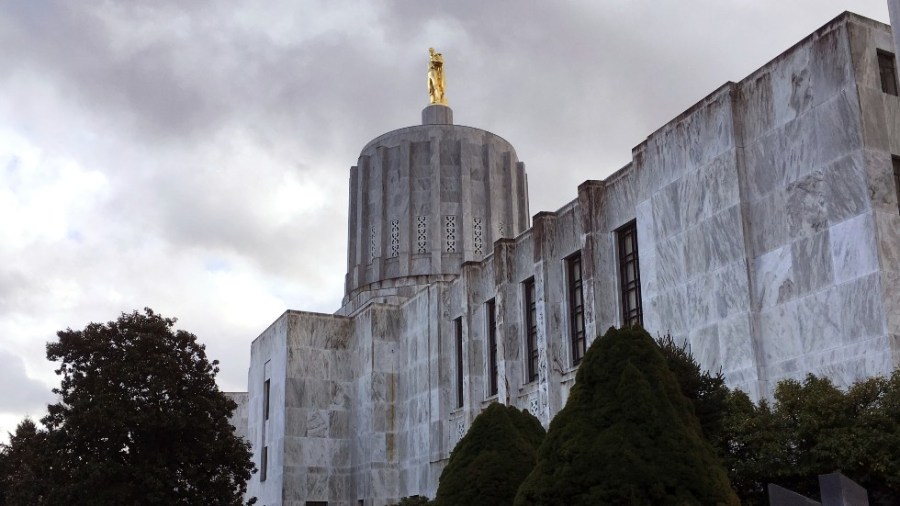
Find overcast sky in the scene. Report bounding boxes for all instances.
[0,1,891,441]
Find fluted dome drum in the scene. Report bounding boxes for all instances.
[340,105,529,313]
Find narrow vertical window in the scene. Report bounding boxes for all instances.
[486,299,498,397]
[263,379,271,421]
[567,253,586,365]
[455,317,464,409]
[260,446,268,482]
[523,278,538,382]
[893,156,900,215]
[618,221,643,326]
[878,50,899,96]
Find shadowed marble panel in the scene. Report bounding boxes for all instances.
[748,188,789,255]
[719,313,754,373]
[791,230,833,296]
[864,150,899,213]
[809,25,854,106]
[771,42,813,126]
[838,273,885,342]
[816,91,862,168]
[656,233,686,290]
[823,153,869,225]
[689,324,721,372]
[759,299,802,363]
[830,213,879,283]
[787,170,829,238]
[753,246,794,310]
[796,287,843,354]
[876,210,900,273]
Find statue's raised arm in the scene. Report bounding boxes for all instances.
[428,47,448,106]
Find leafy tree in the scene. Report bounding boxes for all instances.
[723,373,900,505]
[515,326,738,506]
[0,419,52,505]
[434,403,545,506]
[35,308,255,505]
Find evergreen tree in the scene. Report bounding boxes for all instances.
[514,326,738,506]
[434,403,545,506]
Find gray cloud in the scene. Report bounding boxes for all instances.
[0,349,53,415]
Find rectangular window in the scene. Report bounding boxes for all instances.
[523,278,538,383]
[878,50,898,96]
[455,317,464,409]
[567,253,586,365]
[486,299,498,397]
[618,221,643,327]
[305,502,328,506]
[260,446,268,482]
[894,156,900,215]
[263,379,271,421]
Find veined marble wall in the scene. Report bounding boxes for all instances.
[234,11,900,506]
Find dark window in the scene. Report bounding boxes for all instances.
[260,446,268,482]
[486,299,498,397]
[524,278,538,383]
[879,50,898,96]
[263,379,270,421]
[305,502,328,506]
[567,253,586,365]
[618,221,643,327]
[455,317,464,409]
[894,156,900,215]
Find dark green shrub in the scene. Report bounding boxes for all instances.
[434,403,545,506]
[515,326,738,506]
[388,495,433,506]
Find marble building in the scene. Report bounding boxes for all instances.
[230,8,900,506]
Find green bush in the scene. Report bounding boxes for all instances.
[514,326,738,506]
[434,403,545,506]
[721,372,900,505]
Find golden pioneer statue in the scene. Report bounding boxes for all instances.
[428,47,447,105]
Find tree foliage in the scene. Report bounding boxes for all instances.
[0,419,53,505]
[434,403,545,506]
[721,373,900,505]
[1,308,256,505]
[515,326,738,506]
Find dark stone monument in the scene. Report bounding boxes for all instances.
[768,484,822,506]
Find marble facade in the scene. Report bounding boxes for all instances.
[232,11,900,506]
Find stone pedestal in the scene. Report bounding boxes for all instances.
[422,104,453,125]
[767,484,821,506]
[819,473,869,506]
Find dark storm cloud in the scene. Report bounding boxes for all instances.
[0,1,225,144]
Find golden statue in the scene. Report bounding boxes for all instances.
[428,47,447,106]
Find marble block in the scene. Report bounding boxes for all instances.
[422,104,453,125]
